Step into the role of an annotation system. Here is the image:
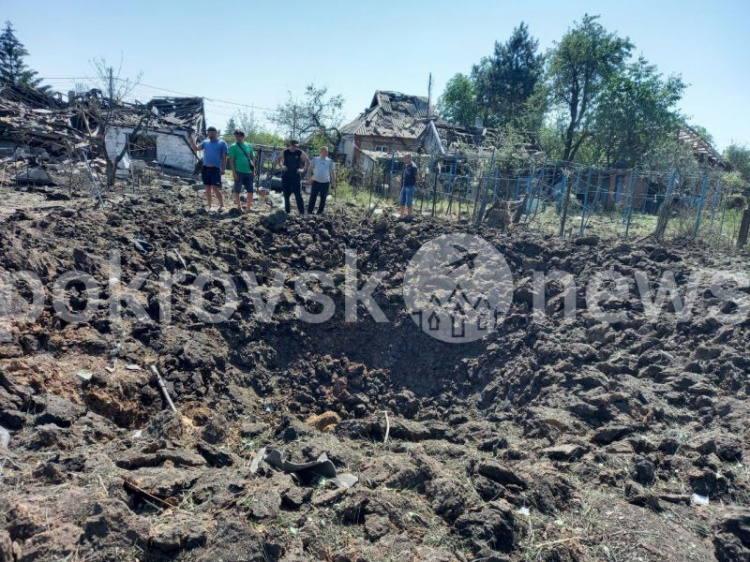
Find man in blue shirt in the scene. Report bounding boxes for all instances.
[189,126,227,212]
[399,153,420,219]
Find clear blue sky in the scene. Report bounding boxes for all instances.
[4,0,749,150]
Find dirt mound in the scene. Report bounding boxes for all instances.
[0,188,749,561]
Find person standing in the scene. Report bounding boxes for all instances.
[399,153,420,219]
[228,129,255,212]
[277,140,310,215]
[189,126,227,212]
[307,146,336,215]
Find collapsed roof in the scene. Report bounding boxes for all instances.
[422,119,544,163]
[146,97,205,134]
[0,82,208,153]
[678,127,729,169]
[340,91,430,139]
[0,84,89,156]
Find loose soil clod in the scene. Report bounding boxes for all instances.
[0,185,748,562]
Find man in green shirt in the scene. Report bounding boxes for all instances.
[228,130,256,212]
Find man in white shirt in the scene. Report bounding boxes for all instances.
[307,146,336,215]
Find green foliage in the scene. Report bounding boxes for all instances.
[724,144,750,194]
[472,22,545,130]
[492,128,535,172]
[690,124,715,146]
[0,21,46,90]
[593,57,686,168]
[437,73,478,128]
[547,14,633,162]
[641,135,700,177]
[222,109,285,147]
[726,192,747,210]
[271,83,344,151]
[249,130,286,147]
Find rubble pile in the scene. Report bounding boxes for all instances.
[0,84,205,192]
[0,187,748,561]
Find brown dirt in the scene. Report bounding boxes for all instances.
[0,183,749,562]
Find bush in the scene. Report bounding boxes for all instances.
[727,194,748,210]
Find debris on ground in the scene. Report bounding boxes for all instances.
[0,174,748,562]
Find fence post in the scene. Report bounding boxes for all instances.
[580,167,593,235]
[431,162,439,217]
[624,171,638,236]
[693,173,710,238]
[558,169,572,237]
[709,178,722,233]
[738,208,750,248]
[654,171,677,240]
[474,149,496,226]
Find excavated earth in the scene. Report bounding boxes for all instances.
[0,184,749,562]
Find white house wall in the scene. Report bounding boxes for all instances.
[105,127,195,172]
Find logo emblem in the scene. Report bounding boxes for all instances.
[403,234,513,343]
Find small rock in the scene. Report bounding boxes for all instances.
[541,444,586,461]
[35,395,86,428]
[591,425,635,445]
[281,487,313,510]
[631,456,656,485]
[476,460,528,488]
[694,346,721,361]
[261,210,287,232]
[364,515,390,542]
[574,235,600,246]
[196,442,235,468]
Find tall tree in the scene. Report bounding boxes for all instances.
[437,73,479,127]
[472,22,545,129]
[593,57,685,167]
[224,117,238,136]
[547,14,633,163]
[271,84,344,151]
[0,21,45,90]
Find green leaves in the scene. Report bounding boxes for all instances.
[0,21,45,90]
[547,14,634,162]
[472,22,545,130]
[592,57,686,168]
[437,73,479,128]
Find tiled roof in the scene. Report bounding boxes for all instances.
[341,91,429,139]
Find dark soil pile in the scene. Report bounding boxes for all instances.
[0,188,749,562]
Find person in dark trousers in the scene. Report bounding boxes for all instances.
[277,140,310,214]
[228,129,255,212]
[399,153,420,219]
[307,146,336,215]
[189,126,227,212]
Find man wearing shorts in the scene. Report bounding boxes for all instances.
[277,140,310,215]
[228,129,255,212]
[307,146,336,215]
[189,126,227,212]
[400,153,420,219]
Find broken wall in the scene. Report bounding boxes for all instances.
[105,127,195,172]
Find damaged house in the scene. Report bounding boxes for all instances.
[338,91,430,167]
[105,96,205,174]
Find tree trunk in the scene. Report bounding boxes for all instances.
[738,207,750,248]
[106,159,117,187]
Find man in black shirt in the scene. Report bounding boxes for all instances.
[399,153,420,219]
[277,140,310,214]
